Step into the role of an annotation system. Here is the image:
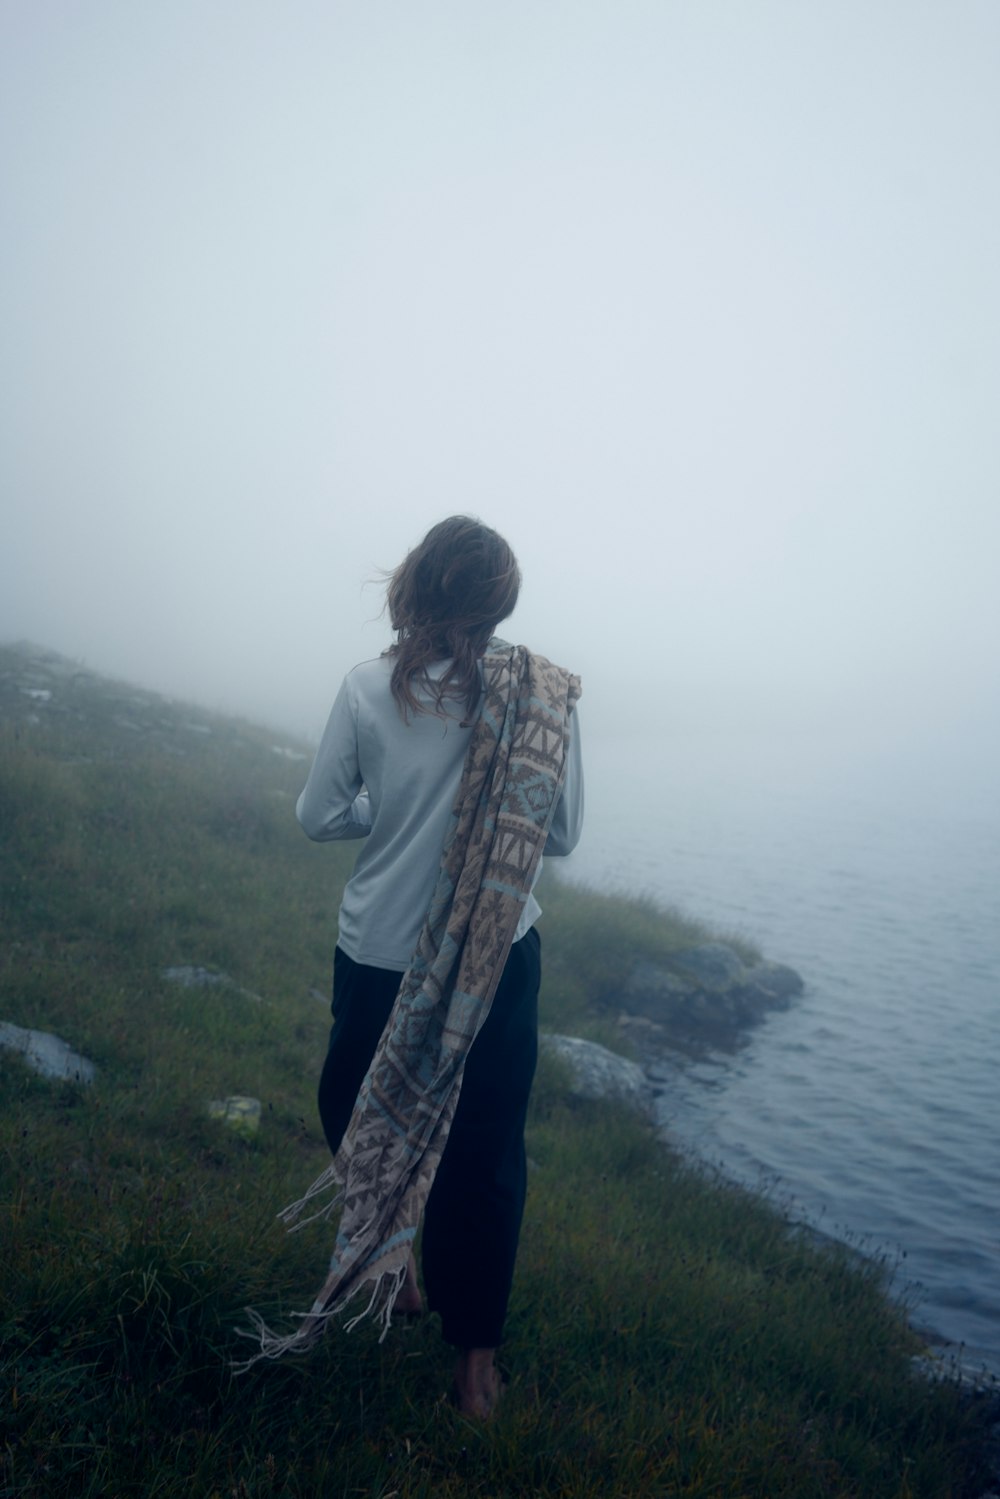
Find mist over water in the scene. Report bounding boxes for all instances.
[570,729,1000,1371]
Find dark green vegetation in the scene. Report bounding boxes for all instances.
[0,647,991,1497]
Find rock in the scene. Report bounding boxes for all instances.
[161,966,263,1002]
[620,960,697,1021]
[672,942,747,987]
[540,1034,651,1114]
[207,1095,262,1136]
[742,961,804,1001]
[619,943,804,1051]
[0,1022,96,1084]
[162,965,231,989]
[617,1012,667,1035]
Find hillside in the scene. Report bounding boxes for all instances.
[0,641,993,1498]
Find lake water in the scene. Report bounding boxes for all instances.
[563,730,1000,1373]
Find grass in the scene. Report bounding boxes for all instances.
[0,644,994,1497]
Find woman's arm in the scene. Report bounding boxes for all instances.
[296,675,373,841]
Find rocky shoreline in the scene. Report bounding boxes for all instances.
[539,938,803,1112]
[615,940,804,1056]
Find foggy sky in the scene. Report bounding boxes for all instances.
[2,2,998,777]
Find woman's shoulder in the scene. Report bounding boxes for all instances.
[337,656,393,710]
[346,655,393,683]
[340,654,393,688]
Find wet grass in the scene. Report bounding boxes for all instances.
[0,646,993,1496]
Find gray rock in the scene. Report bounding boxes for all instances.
[162,965,231,989]
[162,966,263,1003]
[619,943,804,1049]
[672,942,747,987]
[0,1022,96,1084]
[617,1012,667,1035]
[620,960,697,1021]
[743,961,804,1001]
[540,1033,650,1113]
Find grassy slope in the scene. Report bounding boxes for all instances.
[0,650,990,1498]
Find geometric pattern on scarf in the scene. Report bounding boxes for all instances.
[238,643,580,1365]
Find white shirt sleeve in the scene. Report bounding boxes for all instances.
[296,675,373,841]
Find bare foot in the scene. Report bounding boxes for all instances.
[394,1251,423,1316]
[453,1347,501,1419]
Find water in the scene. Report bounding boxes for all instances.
[564,732,1000,1372]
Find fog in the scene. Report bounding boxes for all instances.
[3,2,998,791]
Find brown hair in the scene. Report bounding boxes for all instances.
[384,516,521,719]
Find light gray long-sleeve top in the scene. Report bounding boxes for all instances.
[296,654,584,971]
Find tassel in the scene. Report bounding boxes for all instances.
[276,1162,343,1231]
[233,1261,407,1372]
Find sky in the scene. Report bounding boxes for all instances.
[2,1,998,783]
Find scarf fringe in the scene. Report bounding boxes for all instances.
[276,1162,343,1231]
[232,1169,400,1374]
[232,1261,407,1373]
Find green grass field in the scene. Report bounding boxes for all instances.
[0,647,992,1497]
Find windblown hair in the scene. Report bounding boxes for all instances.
[384,516,521,720]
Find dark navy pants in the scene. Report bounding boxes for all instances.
[317,926,541,1348]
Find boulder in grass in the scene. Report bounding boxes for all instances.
[0,1022,96,1085]
[163,965,231,989]
[162,966,263,1003]
[540,1034,651,1114]
[208,1095,262,1137]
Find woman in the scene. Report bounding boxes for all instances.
[295,516,583,1417]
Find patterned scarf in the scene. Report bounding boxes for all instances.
[239,643,580,1364]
